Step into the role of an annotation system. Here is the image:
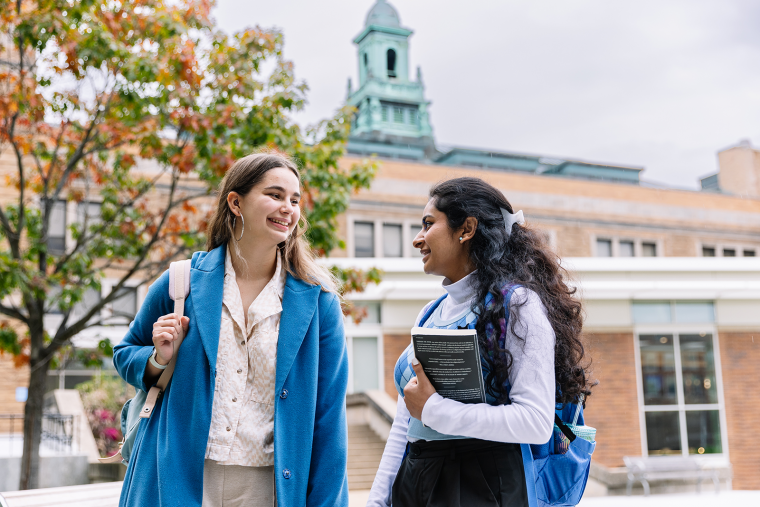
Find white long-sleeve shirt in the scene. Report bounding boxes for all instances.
[366,280,556,507]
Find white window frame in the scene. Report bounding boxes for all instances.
[699,241,758,257]
[591,234,662,257]
[349,216,420,258]
[633,318,730,463]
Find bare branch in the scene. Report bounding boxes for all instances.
[52,167,172,274]
[0,302,29,323]
[49,170,185,346]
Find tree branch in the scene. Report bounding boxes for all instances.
[0,302,29,323]
[49,170,185,346]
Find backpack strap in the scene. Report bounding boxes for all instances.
[418,294,448,327]
[140,259,192,419]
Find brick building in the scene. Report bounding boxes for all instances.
[1,0,759,493]
[328,0,760,491]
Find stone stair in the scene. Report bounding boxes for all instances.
[347,423,386,491]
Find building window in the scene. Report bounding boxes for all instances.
[111,286,137,320]
[619,240,635,257]
[363,53,368,68]
[642,242,657,257]
[722,248,735,257]
[381,105,388,122]
[596,238,612,257]
[354,221,375,258]
[350,336,380,392]
[73,287,102,322]
[393,107,404,123]
[633,301,724,457]
[386,48,396,78]
[744,249,756,257]
[408,109,418,125]
[47,200,67,255]
[702,246,716,257]
[382,224,402,257]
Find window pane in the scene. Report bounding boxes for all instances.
[642,242,657,257]
[409,225,422,257]
[73,288,101,319]
[381,105,388,122]
[743,249,755,257]
[409,109,418,125]
[639,334,677,405]
[352,337,379,392]
[619,241,634,257]
[702,247,716,257]
[113,287,137,320]
[353,302,381,324]
[680,334,717,404]
[674,302,714,323]
[383,224,402,257]
[686,410,722,454]
[723,248,735,257]
[632,302,672,324]
[596,239,612,257]
[645,411,682,455]
[48,200,66,254]
[49,200,66,236]
[354,222,375,258]
[77,202,101,226]
[393,107,403,123]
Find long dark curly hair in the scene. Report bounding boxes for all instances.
[429,177,593,406]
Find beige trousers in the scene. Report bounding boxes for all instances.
[202,459,276,507]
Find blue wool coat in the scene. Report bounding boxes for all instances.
[113,244,349,507]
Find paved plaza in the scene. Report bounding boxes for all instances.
[346,489,760,507]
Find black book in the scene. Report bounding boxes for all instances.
[411,327,486,404]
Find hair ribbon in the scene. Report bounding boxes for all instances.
[500,208,525,237]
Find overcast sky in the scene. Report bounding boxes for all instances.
[213,0,760,189]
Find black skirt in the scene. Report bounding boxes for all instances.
[391,438,529,507]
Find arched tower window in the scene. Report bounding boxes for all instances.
[364,53,368,68]
[386,49,397,78]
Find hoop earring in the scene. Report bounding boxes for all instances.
[232,214,244,242]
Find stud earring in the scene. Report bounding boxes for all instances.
[459,237,463,242]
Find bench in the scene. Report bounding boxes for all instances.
[623,456,721,496]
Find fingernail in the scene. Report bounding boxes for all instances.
[412,357,419,366]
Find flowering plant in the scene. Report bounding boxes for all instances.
[77,375,134,457]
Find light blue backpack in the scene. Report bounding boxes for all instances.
[418,285,597,507]
[99,259,191,465]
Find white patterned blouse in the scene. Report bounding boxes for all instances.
[204,246,286,466]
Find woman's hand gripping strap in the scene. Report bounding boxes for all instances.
[140,259,191,419]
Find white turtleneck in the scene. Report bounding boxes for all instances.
[365,275,556,507]
[435,270,479,322]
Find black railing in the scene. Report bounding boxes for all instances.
[0,413,79,456]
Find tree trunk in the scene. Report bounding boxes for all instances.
[19,355,49,490]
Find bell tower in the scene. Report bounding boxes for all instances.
[346,0,436,160]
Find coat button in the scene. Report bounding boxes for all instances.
[237,368,242,374]
[226,426,231,432]
[282,468,291,479]
[280,389,288,399]
[232,397,237,402]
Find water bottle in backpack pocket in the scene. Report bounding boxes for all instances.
[530,394,596,507]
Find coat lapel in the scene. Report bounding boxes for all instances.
[275,274,321,394]
[190,244,226,373]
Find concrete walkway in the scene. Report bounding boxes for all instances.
[578,490,760,507]
[349,489,760,507]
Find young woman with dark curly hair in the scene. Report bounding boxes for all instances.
[366,177,593,507]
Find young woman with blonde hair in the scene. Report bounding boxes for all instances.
[114,152,348,507]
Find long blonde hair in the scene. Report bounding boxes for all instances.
[206,151,338,293]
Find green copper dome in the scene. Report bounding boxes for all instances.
[365,0,401,28]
